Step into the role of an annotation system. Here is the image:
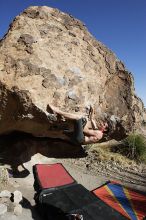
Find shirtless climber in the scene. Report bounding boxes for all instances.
[47,104,109,145]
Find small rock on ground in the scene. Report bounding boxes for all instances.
[0,190,11,198]
[14,204,22,216]
[0,204,7,215]
[13,191,22,204]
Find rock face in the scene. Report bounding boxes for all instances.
[0,6,145,140]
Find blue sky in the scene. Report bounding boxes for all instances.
[0,0,146,106]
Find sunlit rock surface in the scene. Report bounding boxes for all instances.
[0,6,145,140]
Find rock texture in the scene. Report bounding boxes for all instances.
[0,6,145,140]
[0,189,23,217]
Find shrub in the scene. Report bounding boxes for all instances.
[113,133,146,163]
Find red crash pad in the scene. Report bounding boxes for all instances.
[33,163,76,190]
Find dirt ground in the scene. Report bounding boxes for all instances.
[0,132,146,219]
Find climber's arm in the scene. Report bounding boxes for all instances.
[90,119,98,130]
[88,106,98,129]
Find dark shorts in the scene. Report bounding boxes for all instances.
[69,117,87,145]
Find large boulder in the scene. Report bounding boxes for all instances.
[0,6,145,140]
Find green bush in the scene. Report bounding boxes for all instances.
[114,133,146,163]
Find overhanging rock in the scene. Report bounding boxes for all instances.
[0,6,145,140]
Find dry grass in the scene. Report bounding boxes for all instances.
[0,166,9,190]
[87,140,138,168]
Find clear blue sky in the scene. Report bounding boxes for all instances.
[0,0,146,106]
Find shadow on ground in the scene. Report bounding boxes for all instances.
[21,197,42,220]
[0,131,87,177]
